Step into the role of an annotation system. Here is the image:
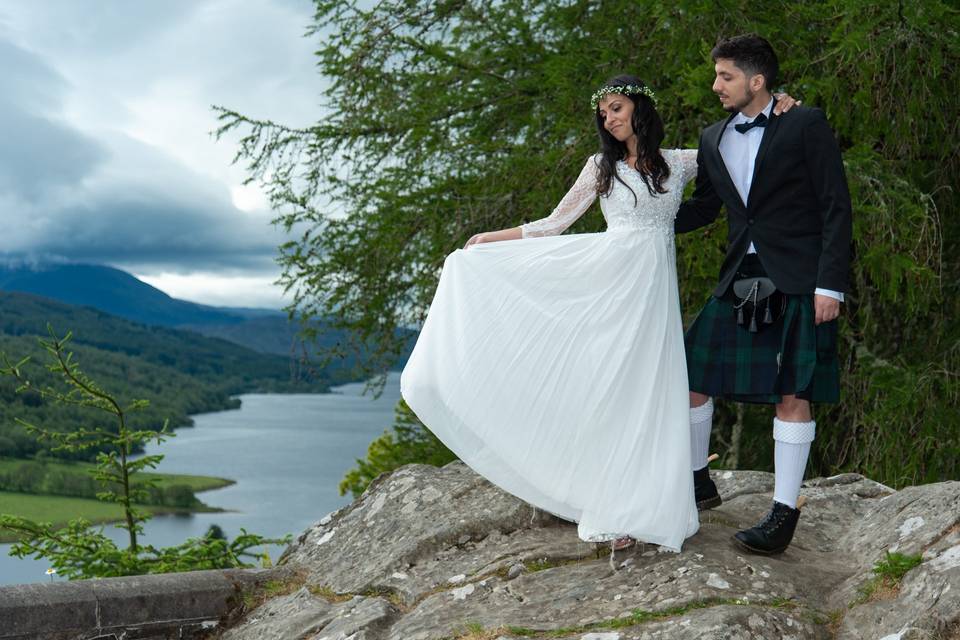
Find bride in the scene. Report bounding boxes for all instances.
[400,75,795,553]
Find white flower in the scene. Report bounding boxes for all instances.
[590,84,658,110]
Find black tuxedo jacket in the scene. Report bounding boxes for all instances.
[675,104,852,297]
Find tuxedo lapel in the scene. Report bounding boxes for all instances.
[707,112,745,210]
[746,101,782,207]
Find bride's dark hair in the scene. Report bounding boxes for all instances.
[594,74,670,203]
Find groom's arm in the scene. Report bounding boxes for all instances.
[675,132,723,233]
[803,108,853,294]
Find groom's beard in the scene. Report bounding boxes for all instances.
[723,87,755,113]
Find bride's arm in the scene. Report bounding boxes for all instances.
[465,156,599,248]
[464,226,522,248]
[677,149,699,188]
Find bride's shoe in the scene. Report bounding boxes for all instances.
[612,536,636,551]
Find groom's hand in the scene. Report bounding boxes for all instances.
[814,294,840,325]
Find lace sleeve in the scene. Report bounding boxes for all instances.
[521,156,599,238]
[677,149,698,187]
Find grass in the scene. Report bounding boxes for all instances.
[0,457,234,493]
[240,573,308,610]
[851,551,923,607]
[0,490,224,543]
[525,557,569,572]
[488,554,596,582]
[309,584,356,603]
[827,551,924,632]
[361,585,406,608]
[0,457,235,542]
[0,491,129,524]
[453,621,500,640]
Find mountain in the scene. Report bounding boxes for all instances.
[0,291,328,392]
[0,263,414,374]
[0,263,243,327]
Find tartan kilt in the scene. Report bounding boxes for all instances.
[684,294,840,404]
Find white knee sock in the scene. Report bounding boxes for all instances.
[772,417,816,509]
[690,399,714,471]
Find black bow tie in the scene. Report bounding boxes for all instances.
[734,113,768,134]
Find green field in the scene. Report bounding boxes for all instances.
[0,458,234,543]
[0,458,234,493]
[0,491,225,543]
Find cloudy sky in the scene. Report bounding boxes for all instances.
[0,0,324,308]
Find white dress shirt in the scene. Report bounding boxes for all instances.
[719,98,843,302]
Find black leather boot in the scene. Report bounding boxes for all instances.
[733,501,801,555]
[694,466,722,511]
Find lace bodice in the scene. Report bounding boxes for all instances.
[521,149,698,240]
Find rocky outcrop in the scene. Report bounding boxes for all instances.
[218,462,960,640]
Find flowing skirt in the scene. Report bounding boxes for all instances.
[400,228,699,551]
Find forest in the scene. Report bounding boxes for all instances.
[217,0,958,490]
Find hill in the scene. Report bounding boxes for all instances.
[0,263,414,376]
[0,263,413,375]
[0,263,241,327]
[0,291,329,461]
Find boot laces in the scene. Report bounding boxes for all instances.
[759,505,789,534]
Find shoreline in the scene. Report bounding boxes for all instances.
[0,496,231,544]
[0,460,238,543]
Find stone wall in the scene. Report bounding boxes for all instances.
[0,567,285,640]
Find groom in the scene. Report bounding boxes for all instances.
[675,34,852,555]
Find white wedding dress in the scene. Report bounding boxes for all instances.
[400,149,700,551]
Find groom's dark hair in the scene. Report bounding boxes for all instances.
[711,34,779,91]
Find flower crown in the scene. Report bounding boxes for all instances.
[590,84,658,110]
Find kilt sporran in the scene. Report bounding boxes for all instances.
[732,276,787,333]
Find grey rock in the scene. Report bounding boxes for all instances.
[281,461,565,605]
[221,587,337,640]
[256,461,606,640]
[711,468,775,501]
[219,464,960,640]
[836,547,960,640]
[837,481,960,558]
[307,595,395,640]
[831,482,960,638]
[221,589,396,640]
[596,604,828,639]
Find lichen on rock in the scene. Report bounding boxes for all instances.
[219,462,960,640]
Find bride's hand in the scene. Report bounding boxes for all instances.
[773,92,802,115]
[464,233,488,249]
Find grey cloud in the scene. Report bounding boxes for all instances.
[0,40,67,112]
[0,103,108,201]
[0,2,202,56]
[2,132,282,271]
[0,1,318,283]
[0,41,108,199]
[48,196,280,270]
[0,33,280,273]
